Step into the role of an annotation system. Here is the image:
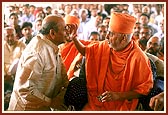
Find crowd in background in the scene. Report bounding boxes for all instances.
[3,3,165,57]
[3,3,164,40]
[3,2,165,111]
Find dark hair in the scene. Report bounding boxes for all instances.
[39,21,59,35]
[104,16,110,20]
[140,13,150,20]
[9,13,18,19]
[23,4,29,8]
[141,24,153,35]
[46,6,52,10]
[21,22,33,30]
[90,31,100,38]
[97,24,106,28]
[29,5,35,8]
[136,22,141,25]
[97,12,103,17]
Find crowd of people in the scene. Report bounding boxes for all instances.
[3,3,165,111]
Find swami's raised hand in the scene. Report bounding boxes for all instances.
[65,23,78,41]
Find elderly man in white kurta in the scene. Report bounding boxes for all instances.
[4,27,26,110]
[8,15,69,111]
[4,27,26,79]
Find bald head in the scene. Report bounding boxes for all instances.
[40,14,66,45]
[42,14,64,26]
[146,36,160,55]
[147,36,160,46]
[40,14,65,35]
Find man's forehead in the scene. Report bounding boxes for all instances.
[151,37,159,42]
[42,15,64,25]
[5,29,14,33]
[135,23,141,26]
[10,15,18,18]
[140,28,150,32]
[98,26,106,30]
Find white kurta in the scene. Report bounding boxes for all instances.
[4,40,26,76]
[8,34,69,111]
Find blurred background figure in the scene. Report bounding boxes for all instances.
[34,7,46,19]
[20,4,35,25]
[139,13,157,35]
[8,13,23,39]
[97,4,108,19]
[64,4,72,16]
[146,36,164,61]
[4,27,26,110]
[89,31,100,41]
[78,8,90,39]
[154,18,164,40]
[133,22,141,44]
[32,18,43,36]
[97,24,107,41]
[19,21,34,45]
[138,25,152,51]
[82,12,103,40]
[52,8,59,15]
[102,16,110,29]
[45,6,52,16]
[70,9,79,18]
[29,5,36,16]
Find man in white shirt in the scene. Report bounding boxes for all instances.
[8,15,69,111]
[82,13,103,40]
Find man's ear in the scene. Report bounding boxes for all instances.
[50,29,56,36]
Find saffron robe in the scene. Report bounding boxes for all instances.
[84,40,153,111]
[60,40,90,72]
